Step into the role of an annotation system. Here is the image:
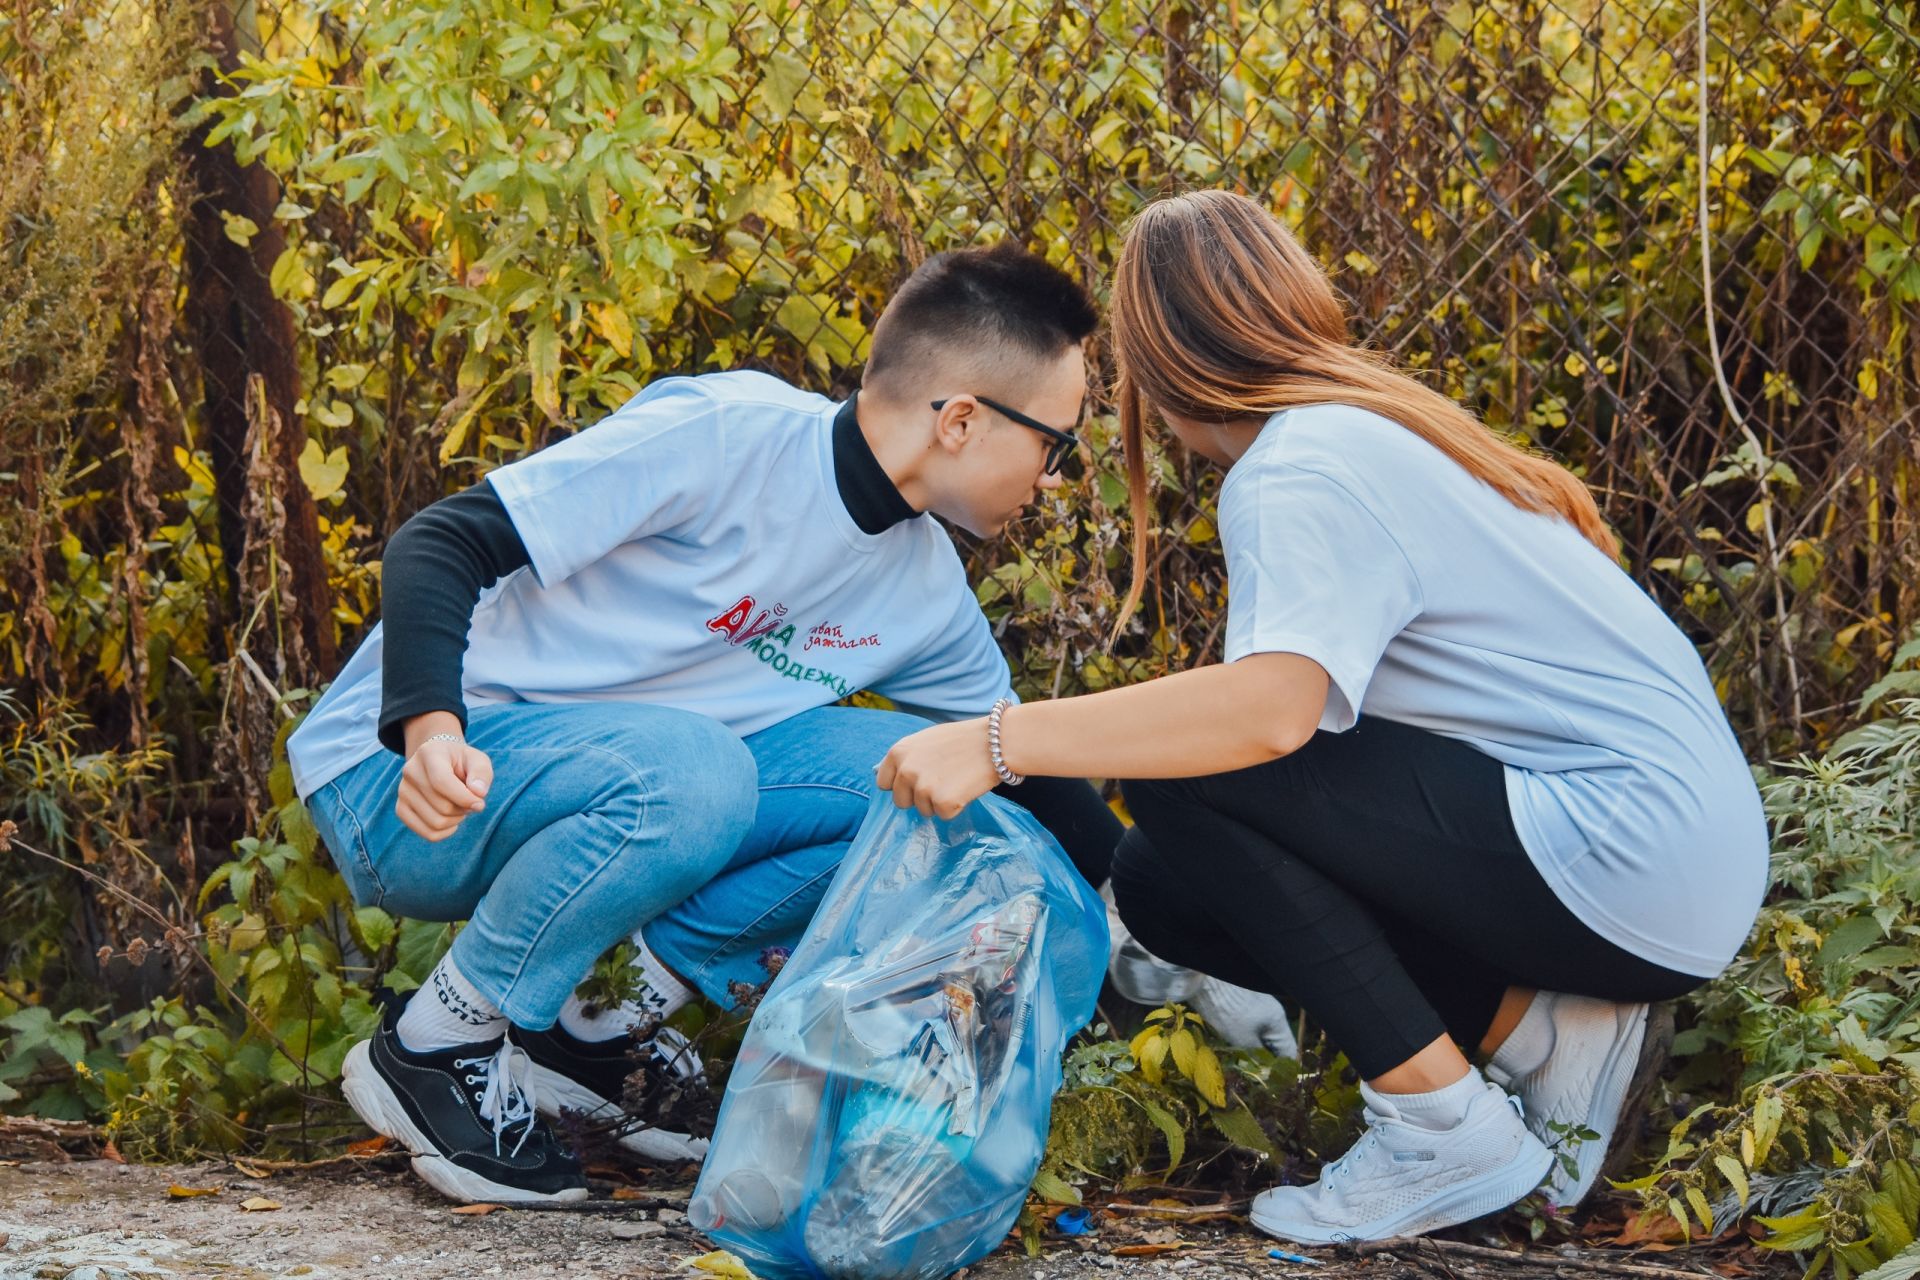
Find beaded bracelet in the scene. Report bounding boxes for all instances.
[988,698,1024,786]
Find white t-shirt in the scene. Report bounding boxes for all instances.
[287,371,1014,799]
[1218,403,1767,977]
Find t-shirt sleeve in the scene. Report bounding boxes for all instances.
[871,548,1016,720]
[1220,461,1423,733]
[484,380,726,588]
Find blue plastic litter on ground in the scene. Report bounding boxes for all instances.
[1054,1209,1092,1236]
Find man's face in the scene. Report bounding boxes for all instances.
[930,346,1086,537]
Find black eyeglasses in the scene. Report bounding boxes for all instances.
[930,394,1084,476]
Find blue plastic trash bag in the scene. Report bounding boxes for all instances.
[690,793,1108,1280]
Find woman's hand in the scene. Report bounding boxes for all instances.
[875,718,1002,819]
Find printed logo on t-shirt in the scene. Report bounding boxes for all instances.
[703,595,875,700]
[705,595,791,646]
[804,621,880,652]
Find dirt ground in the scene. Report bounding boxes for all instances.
[0,1156,1765,1280]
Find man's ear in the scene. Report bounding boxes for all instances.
[930,396,980,456]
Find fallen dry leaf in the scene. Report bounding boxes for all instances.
[167,1185,221,1199]
[1112,1242,1195,1257]
[238,1197,282,1212]
[451,1202,505,1216]
[346,1135,390,1157]
[1609,1209,1690,1248]
[0,1231,10,1249]
[611,1187,648,1201]
[231,1159,273,1179]
[100,1140,125,1164]
[682,1249,759,1279]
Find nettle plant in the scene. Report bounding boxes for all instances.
[1626,688,1920,1278]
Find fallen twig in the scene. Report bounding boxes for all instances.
[1103,1198,1250,1219]
[1352,1237,1716,1279]
[227,1149,408,1175]
[0,1116,103,1161]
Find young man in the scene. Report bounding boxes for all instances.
[288,244,1123,1204]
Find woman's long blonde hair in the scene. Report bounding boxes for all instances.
[1110,190,1615,630]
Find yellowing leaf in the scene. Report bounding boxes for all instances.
[683,1250,760,1279]
[227,912,268,952]
[1190,1043,1227,1108]
[324,363,370,390]
[1754,1092,1783,1165]
[1563,353,1588,377]
[1666,1195,1693,1241]
[239,1196,282,1212]
[167,1184,221,1198]
[221,211,260,247]
[1138,1031,1169,1084]
[529,319,562,422]
[1685,1185,1715,1235]
[297,439,350,503]
[1167,1027,1198,1078]
[1029,1168,1081,1205]
[1715,1154,1750,1211]
[320,273,360,310]
[269,246,312,300]
[590,303,634,359]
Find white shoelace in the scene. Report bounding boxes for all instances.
[456,1042,541,1157]
[1319,1122,1385,1191]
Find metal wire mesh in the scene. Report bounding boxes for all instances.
[129,0,1920,748]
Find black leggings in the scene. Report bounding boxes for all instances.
[1112,717,1702,1078]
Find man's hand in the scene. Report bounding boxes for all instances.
[398,711,492,842]
[874,717,1001,820]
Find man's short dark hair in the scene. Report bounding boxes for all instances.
[864,243,1098,397]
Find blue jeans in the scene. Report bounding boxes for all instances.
[306,702,930,1027]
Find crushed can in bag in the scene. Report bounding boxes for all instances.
[690,793,1107,1280]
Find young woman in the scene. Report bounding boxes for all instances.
[876,191,1768,1244]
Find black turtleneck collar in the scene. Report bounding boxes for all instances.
[832,392,919,535]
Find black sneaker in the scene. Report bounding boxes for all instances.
[339,1006,587,1203]
[513,1021,710,1165]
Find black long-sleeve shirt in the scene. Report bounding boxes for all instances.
[375,393,1119,885]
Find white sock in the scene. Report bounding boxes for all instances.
[1365,1066,1486,1132]
[397,954,506,1052]
[1490,992,1558,1080]
[556,931,695,1044]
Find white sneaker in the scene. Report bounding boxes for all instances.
[1250,1080,1552,1244]
[1188,975,1300,1059]
[1486,994,1666,1208]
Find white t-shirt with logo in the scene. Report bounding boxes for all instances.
[287,371,1014,799]
[1218,402,1768,977]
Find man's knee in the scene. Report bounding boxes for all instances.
[585,708,758,872]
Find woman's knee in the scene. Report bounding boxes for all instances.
[1109,827,1179,937]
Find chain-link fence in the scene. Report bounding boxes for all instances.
[11,0,1920,772]
[0,0,1915,1154]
